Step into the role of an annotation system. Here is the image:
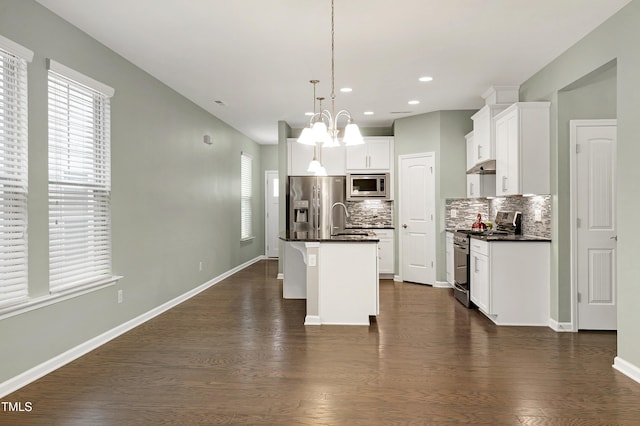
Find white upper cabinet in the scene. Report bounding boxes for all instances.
[466,174,496,198]
[469,104,509,167]
[465,132,475,171]
[346,137,394,172]
[287,139,346,176]
[494,102,550,196]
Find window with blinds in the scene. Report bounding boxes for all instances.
[240,152,253,240]
[0,37,32,308]
[48,60,115,293]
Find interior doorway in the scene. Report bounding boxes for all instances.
[265,170,279,258]
[398,153,436,285]
[570,120,617,330]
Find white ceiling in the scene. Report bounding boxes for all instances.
[35,0,630,144]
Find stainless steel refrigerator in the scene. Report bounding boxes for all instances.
[287,176,346,239]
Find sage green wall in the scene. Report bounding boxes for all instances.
[260,145,279,172]
[520,0,639,368]
[555,63,617,322]
[277,121,292,274]
[0,0,264,383]
[393,110,473,282]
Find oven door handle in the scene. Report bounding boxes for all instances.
[453,282,467,292]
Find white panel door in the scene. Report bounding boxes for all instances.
[575,122,617,330]
[265,171,280,258]
[399,154,435,285]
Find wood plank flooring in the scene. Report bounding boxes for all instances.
[2,259,640,425]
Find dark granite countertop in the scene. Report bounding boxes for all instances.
[279,231,379,243]
[470,234,551,242]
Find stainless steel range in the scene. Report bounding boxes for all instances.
[452,211,522,308]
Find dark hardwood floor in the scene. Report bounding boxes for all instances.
[2,259,639,425]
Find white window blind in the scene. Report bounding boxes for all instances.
[48,62,114,293]
[0,39,31,308]
[241,152,253,240]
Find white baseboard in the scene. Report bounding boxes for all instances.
[0,255,264,399]
[548,318,575,332]
[276,273,284,280]
[434,281,453,288]
[613,357,640,384]
[304,315,321,325]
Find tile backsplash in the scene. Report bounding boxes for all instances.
[446,195,551,239]
[346,200,393,227]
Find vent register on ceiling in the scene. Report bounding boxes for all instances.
[296,0,364,176]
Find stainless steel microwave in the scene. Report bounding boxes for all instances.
[347,173,390,200]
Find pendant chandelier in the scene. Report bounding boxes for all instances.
[297,0,363,148]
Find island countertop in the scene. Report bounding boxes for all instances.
[279,231,379,243]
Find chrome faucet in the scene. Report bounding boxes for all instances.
[330,202,349,235]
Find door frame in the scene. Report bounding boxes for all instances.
[397,152,436,284]
[264,170,279,258]
[569,119,617,331]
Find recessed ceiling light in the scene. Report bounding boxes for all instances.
[418,76,433,82]
[305,112,314,116]
[340,87,353,93]
[408,100,420,105]
[364,111,374,115]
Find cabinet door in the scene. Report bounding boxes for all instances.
[345,143,368,170]
[476,253,490,313]
[467,174,496,198]
[375,229,394,275]
[322,145,346,175]
[367,139,391,170]
[472,107,489,164]
[446,232,454,285]
[345,138,392,171]
[495,115,510,196]
[288,141,314,176]
[467,174,480,198]
[377,237,394,274]
[465,132,475,171]
[495,110,519,196]
[470,251,490,313]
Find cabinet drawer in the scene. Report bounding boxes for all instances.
[372,229,394,239]
[469,238,489,256]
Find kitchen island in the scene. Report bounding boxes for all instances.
[280,231,379,326]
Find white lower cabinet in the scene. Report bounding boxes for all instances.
[446,232,454,286]
[469,239,490,313]
[470,238,550,326]
[373,229,394,277]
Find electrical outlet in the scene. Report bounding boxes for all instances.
[451,209,457,218]
[117,289,123,304]
[535,209,542,222]
[199,261,203,272]
[308,254,317,267]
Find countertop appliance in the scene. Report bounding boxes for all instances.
[347,173,389,200]
[287,176,346,239]
[452,210,522,308]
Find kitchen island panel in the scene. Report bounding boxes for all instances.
[318,242,379,325]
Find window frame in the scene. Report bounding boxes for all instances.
[47,59,118,294]
[0,35,33,310]
[240,151,253,241]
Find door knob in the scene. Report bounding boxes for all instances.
[402,224,408,229]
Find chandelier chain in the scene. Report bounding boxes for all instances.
[330,0,336,117]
